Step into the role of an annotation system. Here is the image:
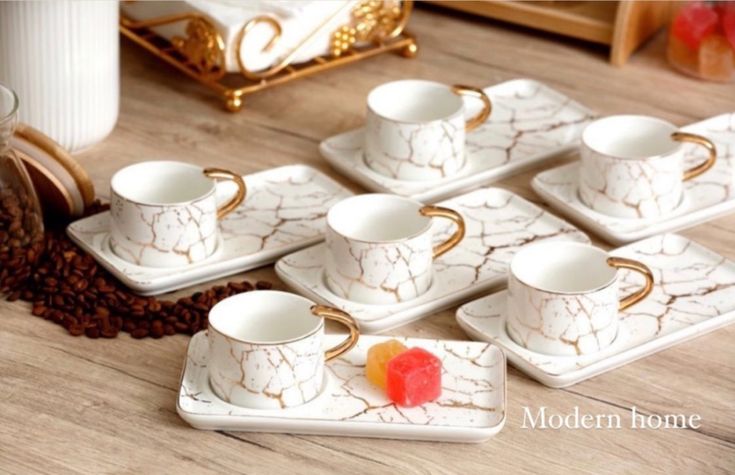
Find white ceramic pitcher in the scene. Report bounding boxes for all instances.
[0,1,120,152]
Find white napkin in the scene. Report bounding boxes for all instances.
[122,0,362,73]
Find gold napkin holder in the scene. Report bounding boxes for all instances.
[120,0,418,111]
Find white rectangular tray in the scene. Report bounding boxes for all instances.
[321,79,595,203]
[67,165,352,295]
[276,187,589,333]
[456,234,735,388]
[532,113,735,245]
[178,332,506,443]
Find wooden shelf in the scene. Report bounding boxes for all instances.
[427,1,671,65]
[430,1,618,44]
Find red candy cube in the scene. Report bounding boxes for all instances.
[723,7,735,50]
[672,2,719,50]
[386,347,442,407]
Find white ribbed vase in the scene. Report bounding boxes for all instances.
[0,1,119,152]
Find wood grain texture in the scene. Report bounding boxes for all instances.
[428,0,672,66]
[610,0,671,66]
[429,0,619,44]
[1,7,734,474]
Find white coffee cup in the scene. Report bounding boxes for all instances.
[579,115,717,219]
[109,161,246,268]
[207,290,359,410]
[506,241,654,356]
[325,193,465,305]
[364,79,492,182]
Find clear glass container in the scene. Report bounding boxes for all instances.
[667,1,735,82]
[0,82,43,249]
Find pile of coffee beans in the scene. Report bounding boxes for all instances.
[0,198,272,339]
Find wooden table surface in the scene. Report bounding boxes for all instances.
[2,6,734,474]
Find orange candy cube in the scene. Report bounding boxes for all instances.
[699,34,735,82]
[366,339,408,389]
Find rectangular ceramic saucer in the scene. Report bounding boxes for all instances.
[178,331,506,443]
[456,234,735,388]
[67,165,352,296]
[275,187,589,333]
[321,78,595,203]
[532,113,735,245]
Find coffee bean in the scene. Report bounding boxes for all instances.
[150,320,164,339]
[74,279,88,291]
[123,320,137,333]
[30,305,46,317]
[63,315,78,328]
[100,328,118,338]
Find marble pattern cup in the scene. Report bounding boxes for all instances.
[364,79,492,181]
[325,193,466,305]
[109,161,246,268]
[579,115,717,219]
[506,241,655,356]
[207,290,359,409]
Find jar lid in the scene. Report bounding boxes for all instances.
[11,123,95,218]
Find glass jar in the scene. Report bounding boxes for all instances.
[667,1,735,82]
[0,82,43,249]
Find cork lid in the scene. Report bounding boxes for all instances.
[11,123,95,219]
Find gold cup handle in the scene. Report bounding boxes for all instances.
[419,205,466,259]
[310,305,360,361]
[451,84,492,132]
[606,256,655,311]
[203,168,247,219]
[671,131,718,181]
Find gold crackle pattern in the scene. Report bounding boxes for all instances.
[68,166,352,289]
[506,274,619,356]
[325,229,433,304]
[320,80,595,197]
[208,330,324,409]
[464,85,593,164]
[364,114,464,181]
[535,113,735,230]
[179,333,505,432]
[109,195,218,267]
[220,170,347,252]
[277,187,588,326]
[579,145,683,219]
[458,234,735,377]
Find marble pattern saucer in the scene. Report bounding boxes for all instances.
[321,79,595,203]
[177,331,506,443]
[532,113,735,245]
[67,165,352,295]
[456,234,735,388]
[275,187,589,333]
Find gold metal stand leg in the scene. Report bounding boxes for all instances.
[400,39,419,58]
[224,91,244,112]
